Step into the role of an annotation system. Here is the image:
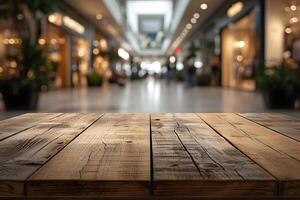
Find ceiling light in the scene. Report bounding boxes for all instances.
[38,38,46,45]
[290,5,297,11]
[96,14,103,20]
[63,16,85,34]
[193,13,200,19]
[48,13,63,26]
[93,40,99,46]
[235,40,245,48]
[169,56,176,63]
[227,2,244,17]
[290,17,298,23]
[191,18,197,24]
[236,55,243,62]
[100,39,108,49]
[50,38,58,45]
[194,61,203,68]
[118,48,130,60]
[285,27,292,34]
[176,62,184,71]
[200,3,208,10]
[285,6,290,12]
[93,48,100,55]
[186,23,192,30]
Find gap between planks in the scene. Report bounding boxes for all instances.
[27,113,151,197]
[198,113,300,196]
[151,113,276,197]
[238,113,300,142]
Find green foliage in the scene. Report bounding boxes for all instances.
[25,0,62,14]
[256,64,300,94]
[87,72,103,87]
[0,39,57,91]
[0,0,63,91]
[0,0,62,15]
[19,39,46,79]
[185,42,200,60]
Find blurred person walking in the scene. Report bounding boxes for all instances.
[210,55,221,86]
[166,62,172,86]
[184,59,196,87]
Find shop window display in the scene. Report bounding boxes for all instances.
[284,1,300,68]
[222,12,257,90]
[71,37,90,87]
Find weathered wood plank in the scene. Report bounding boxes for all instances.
[199,113,300,196]
[240,113,300,142]
[27,113,150,197]
[151,113,275,197]
[0,113,101,196]
[0,113,62,141]
[151,113,202,196]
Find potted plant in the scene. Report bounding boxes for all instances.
[87,71,103,87]
[0,39,52,110]
[0,0,62,110]
[196,73,211,86]
[256,64,300,109]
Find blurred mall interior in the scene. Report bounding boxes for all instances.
[0,0,300,118]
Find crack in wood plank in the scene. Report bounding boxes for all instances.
[152,113,275,196]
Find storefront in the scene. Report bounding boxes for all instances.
[264,0,300,67]
[220,0,264,91]
[0,7,98,89]
[268,0,300,67]
[92,32,111,81]
[45,11,93,88]
[40,24,69,88]
[197,0,264,91]
[222,9,258,90]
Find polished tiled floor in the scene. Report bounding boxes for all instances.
[0,78,299,119]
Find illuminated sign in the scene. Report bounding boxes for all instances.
[227,2,244,17]
[48,13,85,34]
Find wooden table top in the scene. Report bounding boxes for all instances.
[0,113,299,199]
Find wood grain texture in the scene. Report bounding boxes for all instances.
[240,113,300,142]
[151,113,275,197]
[27,113,150,197]
[0,113,101,196]
[198,113,300,196]
[0,113,62,141]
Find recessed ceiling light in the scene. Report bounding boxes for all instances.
[96,14,103,20]
[290,17,298,23]
[186,23,192,30]
[285,27,292,34]
[290,5,297,11]
[200,3,208,10]
[93,48,100,55]
[193,13,200,19]
[285,6,290,12]
[191,18,197,24]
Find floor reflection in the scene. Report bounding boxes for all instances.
[1,77,299,120]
